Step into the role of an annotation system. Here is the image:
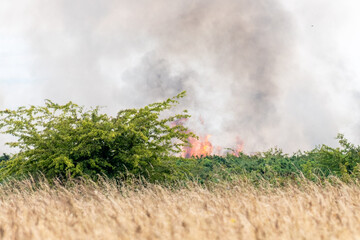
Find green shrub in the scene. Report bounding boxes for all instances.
[307,134,360,181]
[0,92,195,181]
[172,135,360,184]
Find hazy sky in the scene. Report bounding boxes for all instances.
[1,0,360,153]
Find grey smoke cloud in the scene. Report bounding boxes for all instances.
[1,0,358,153]
[115,0,295,151]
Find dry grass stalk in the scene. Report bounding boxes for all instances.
[0,178,359,240]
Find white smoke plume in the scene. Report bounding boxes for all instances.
[1,0,359,153]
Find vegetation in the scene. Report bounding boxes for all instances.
[0,177,359,240]
[172,134,360,184]
[2,94,360,239]
[0,153,9,162]
[1,93,360,184]
[0,92,195,182]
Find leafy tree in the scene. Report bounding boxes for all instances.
[0,92,195,181]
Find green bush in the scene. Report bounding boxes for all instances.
[0,92,195,181]
[172,135,360,184]
[306,134,360,181]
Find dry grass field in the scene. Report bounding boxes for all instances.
[0,179,359,240]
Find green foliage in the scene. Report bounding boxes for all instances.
[173,150,306,184]
[172,135,360,184]
[1,91,360,186]
[0,92,195,181]
[306,134,360,181]
[0,153,10,162]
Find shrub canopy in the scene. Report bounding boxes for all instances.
[0,92,195,181]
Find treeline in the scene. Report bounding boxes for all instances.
[1,93,360,184]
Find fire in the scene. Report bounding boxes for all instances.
[182,135,213,158]
[232,137,244,157]
[171,117,244,158]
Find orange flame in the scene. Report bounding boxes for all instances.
[231,137,244,157]
[171,118,244,158]
[182,135,213,158]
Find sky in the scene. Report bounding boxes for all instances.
[1,0,360,154]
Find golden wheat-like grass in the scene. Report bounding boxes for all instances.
[0,178,359,240]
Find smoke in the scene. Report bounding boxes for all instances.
[0,90,3,108]
[1,0,357,153]
[116,0,295,151]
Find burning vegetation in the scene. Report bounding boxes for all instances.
[182,134,213,158]
[173,118,244,158]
